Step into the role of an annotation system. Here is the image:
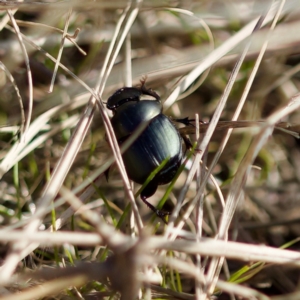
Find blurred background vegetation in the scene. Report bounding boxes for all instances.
[1,1,300,299]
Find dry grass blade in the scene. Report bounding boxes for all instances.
[7,10,33,136]
[179,120,300,138]
[94,2,144,230]
[1,232,300,267]
[0,275,89,300]
[0,61,25,133]
[205,1,288,295]
[48,8,73,92]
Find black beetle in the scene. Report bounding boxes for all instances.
[107,80,187,217]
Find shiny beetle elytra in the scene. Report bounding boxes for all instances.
[107,80,185,217]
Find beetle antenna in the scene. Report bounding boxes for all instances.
[139,77,160,101]
[140,75,148,87]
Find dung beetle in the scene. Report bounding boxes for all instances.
[107,80,186,217]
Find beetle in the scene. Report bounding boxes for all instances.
[107,80,188,218]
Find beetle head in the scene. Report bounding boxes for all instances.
[107,87,142,110]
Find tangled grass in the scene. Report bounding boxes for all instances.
[1,1,300,299]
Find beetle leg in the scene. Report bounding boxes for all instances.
[173,117,208,128]
[181,134,193,150]
[173,117,205,151]
[104,167,110,182]
[140,182,170,223]
[140,196,170,224]
[173,117,195,126]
